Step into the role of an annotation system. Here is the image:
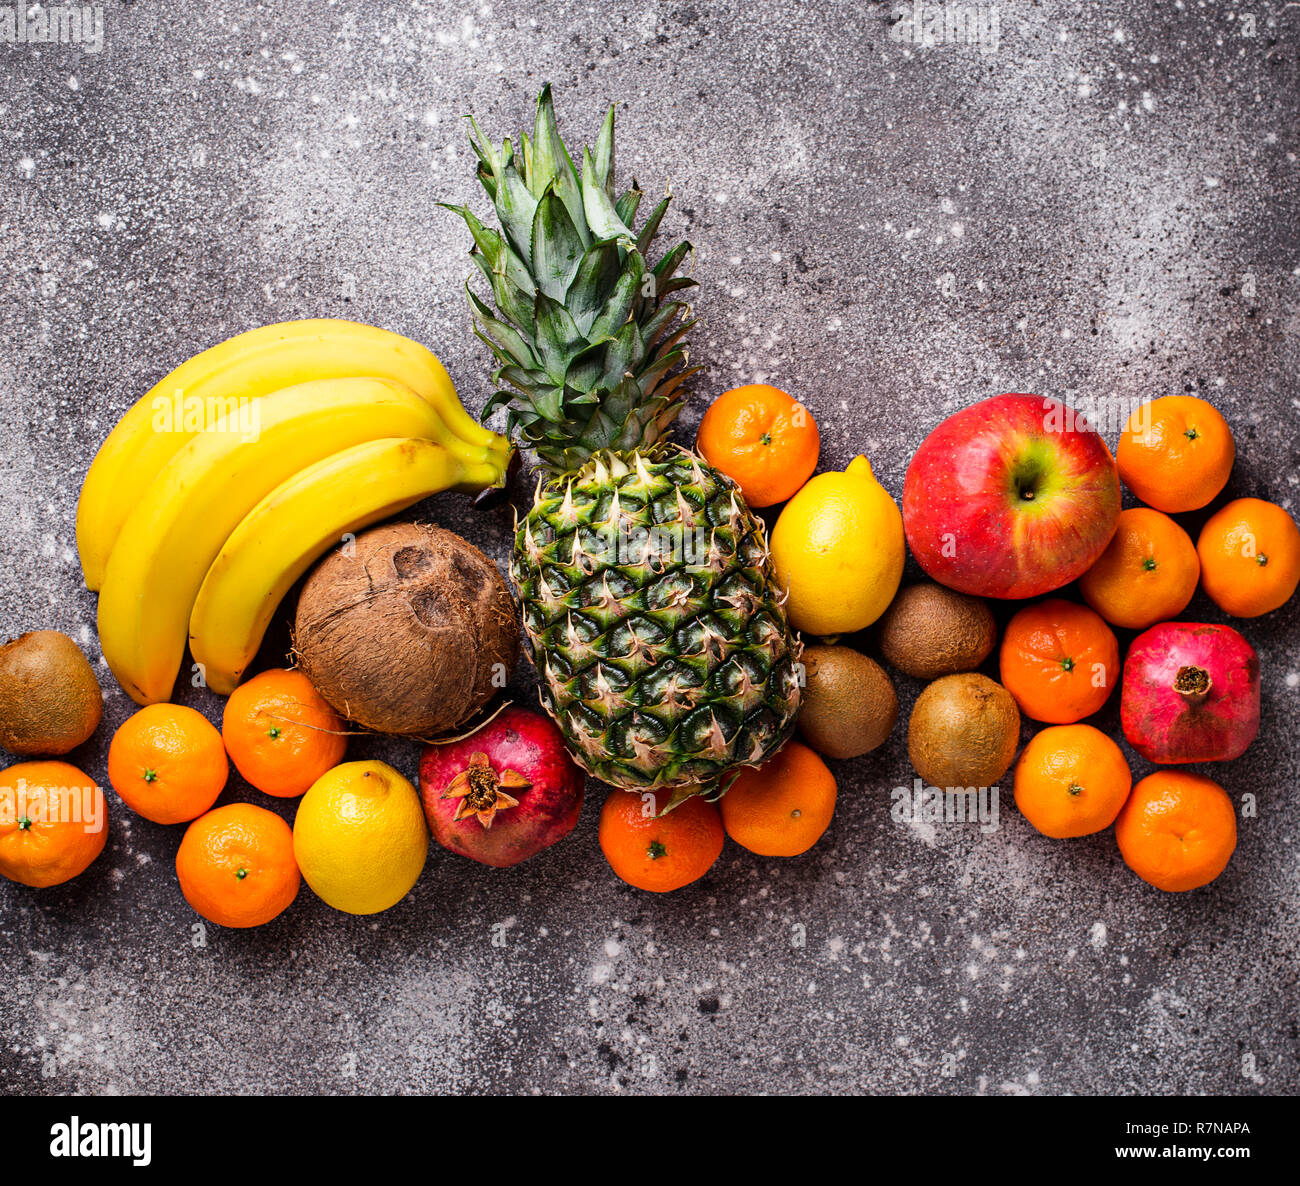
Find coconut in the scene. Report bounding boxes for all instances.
[293,523,519,737]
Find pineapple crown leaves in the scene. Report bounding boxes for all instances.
[441,84,701,475]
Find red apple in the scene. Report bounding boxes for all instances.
[902,394,1121,599]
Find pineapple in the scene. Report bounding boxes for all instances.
[446,86,801,804]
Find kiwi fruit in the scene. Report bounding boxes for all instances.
[798,644,898,759]
[0,631,103,756]
[907,672,1020,788]
[878,582,996,679]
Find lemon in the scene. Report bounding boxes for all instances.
[770,455,905,636]
[292,760,429,915]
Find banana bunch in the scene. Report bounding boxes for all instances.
[77,320,513,706]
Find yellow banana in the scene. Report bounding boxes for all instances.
[77,319,510,591]
[97,377,488,706]
[189,436,504,696]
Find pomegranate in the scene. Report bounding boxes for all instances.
[418,706,584,867]
[1120,622,1260,764]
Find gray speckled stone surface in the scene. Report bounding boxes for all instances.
[1,0,1298,1096]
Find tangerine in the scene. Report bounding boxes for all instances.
[999,599,1119,724]
[719,741,836,856]
[1013,724,1131,839]
[1078,507,1200,630]
[1196,497,1300,618]
[1116,395,1234,513]
[222,669,346,798]
[1114,771,1236,892]
[0,760,107,887]
[696,384,820,507]
[598,789,724,892]
[107,704,227,825]
[176,802,300,927]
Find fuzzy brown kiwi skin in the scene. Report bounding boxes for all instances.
[0,631,103,756]
[878,583,997,680]
[798,645,898,760]
[907,672,1021,789]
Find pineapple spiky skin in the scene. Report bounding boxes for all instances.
[448,86,803,804]
[514,447,802,797]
